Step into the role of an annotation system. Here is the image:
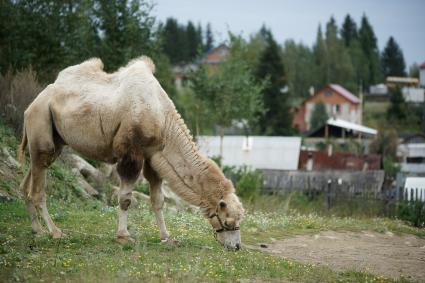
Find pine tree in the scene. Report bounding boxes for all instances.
[387,87,407,120]
[186,21,198,61]
[255,28,293,135]
[313,25,327,88]
[204,23,214,52]
[359,14,382,87]
[381,36,406,77]
[340,14,358,47]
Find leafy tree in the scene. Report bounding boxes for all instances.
[310,102,329,129]
[282,40,316,99]
[387,87,407,121]
[358,14,382,87]
[191,43,266,156]
[340,14,358,47]
[95,0,156,71]
[409,63,419,78]
[381,36,406,77]
[255,28,293,135]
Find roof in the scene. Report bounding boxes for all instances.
[386,76,419,84]
[419,61,425,69]
[202,44,229,65]
[197,136,301,170]
[328,84,360,104]
[327,118,377,135]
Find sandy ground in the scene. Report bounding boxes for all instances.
[251,230,425,282]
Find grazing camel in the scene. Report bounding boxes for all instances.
[17,56,244,250]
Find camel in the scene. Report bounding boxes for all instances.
[17,56,244,250]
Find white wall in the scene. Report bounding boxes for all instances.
[197,136,301,170]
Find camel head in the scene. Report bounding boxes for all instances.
[208,192,244,250]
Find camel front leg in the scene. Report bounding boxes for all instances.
[116,154,143,244]
[143,161,169,241]
[117,180,135,242]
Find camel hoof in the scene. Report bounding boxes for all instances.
[161,237,180,246]
[51,230,66,239]
[116,236,135,245]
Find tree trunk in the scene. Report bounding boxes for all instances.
[219,127,224,167]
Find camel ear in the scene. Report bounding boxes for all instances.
[219,200,227,209]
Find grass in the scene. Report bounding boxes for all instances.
[0,199,423,282]
[0,119,423,282]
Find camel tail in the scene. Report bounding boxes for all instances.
[17,122,27,165]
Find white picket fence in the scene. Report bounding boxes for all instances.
[404,177,425,201]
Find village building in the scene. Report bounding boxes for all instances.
[397,133,425,174]
[172,44,229,89]
[293,84,362,132]
[197,136,301,170]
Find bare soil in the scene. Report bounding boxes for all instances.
[252,230,425,282]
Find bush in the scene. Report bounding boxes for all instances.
[222,165,263,201]
[397,201,425,227]
[0,68,42,135]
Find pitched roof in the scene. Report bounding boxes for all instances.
[328,84,360,104]
[420,61,425,69]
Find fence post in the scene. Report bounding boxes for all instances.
[327,179,332,210]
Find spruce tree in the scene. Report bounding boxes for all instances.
[359,14,382,87]
[186,21,198,61]
[204,23,214,52]
[388,87,407,121]
[255,28,293,135]
[381,36,406,77]
[340,14,358,47]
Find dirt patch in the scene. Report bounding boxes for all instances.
[251,230,425,282]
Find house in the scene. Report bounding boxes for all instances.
[197,136,301,170]
[386,76,424,103]
[419,61,425,88]
[172,44,229,89]
[293,84,362,132]
[202,44,229,66]
[365,84,389,102]
[397,133,425,174]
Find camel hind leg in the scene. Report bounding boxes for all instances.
[143,161,169,241]
[24,93,64,238]
[20,169,45,234]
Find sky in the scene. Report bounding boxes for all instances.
[152,0,425,69]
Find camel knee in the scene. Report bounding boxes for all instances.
[119,193,132,211]
[150,189,164,211]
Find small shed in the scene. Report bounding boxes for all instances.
[197,136,301,170]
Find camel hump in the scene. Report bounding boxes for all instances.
[126,56,155,74]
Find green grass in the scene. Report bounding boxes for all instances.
[0,119,422,282]
[0,199,422,283]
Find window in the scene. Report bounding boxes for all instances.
[325,90,332,97]
[332,104,340,114]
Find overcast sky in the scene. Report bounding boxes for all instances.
[152,0,425,69]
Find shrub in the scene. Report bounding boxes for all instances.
[0,68,42,135]
[397,201,425,228]
[222,165,263,201]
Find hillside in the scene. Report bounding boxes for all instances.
[1,121,424,282]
